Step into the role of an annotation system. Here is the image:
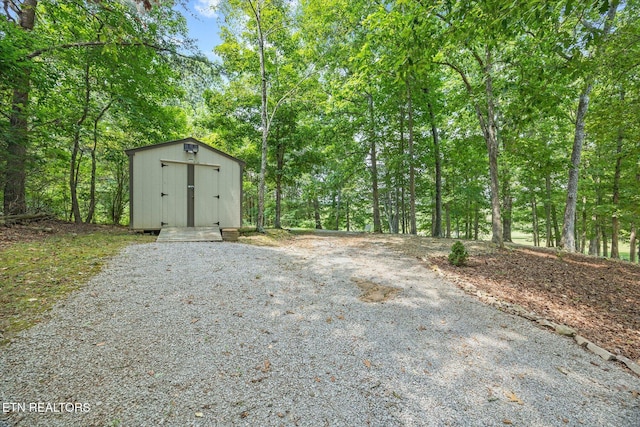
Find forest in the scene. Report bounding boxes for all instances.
[1,0,639,259]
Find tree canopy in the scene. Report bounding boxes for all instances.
[1,0,639,260]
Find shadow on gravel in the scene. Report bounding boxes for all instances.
[1,238,638,427]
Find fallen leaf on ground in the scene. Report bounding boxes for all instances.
[261,359,271,373]
[364,359,372,368]
[505,391,524,405]
[503,420,512,425]
[430,247,640,363]
[95,342,105,346]
[191,318,199,324]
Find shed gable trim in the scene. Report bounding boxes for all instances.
[125,137,245,166]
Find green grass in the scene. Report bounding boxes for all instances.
[508,230,636,261]
[0,231,155,344]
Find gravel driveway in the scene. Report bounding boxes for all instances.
[1,235,639,426]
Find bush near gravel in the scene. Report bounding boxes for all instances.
[448,241,469,266]
[0,231,154,344]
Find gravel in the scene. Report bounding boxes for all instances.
[1,235,639,426]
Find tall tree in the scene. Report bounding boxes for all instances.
[2,0,37,215]
[560,0,619,251]
[1,0,191,216]
[216,0,313,231]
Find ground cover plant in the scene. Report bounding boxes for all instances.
[0,222,154,344]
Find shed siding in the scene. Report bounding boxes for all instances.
[127,139,243,230]
[194,164,219,226]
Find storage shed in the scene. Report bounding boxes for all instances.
[126,138,244,231]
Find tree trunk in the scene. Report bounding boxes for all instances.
[630,224,636,263]
[531,193,539,247]
[473,50,502,246]
[367,93,382,233]
[335,188,341,230]
[501,137,512,243]
[574,211,580,252]
[610,112,624,258]
[69,61,91,224]
[274,139,284,229]
[254,2,268,232]
[561,84,592,251]
[399,108,406,234]
[601,225,608,257]
[474,202,480,240]
[346,198,350,232]
[465,198,470,239]
[445,202,451,238]
[545,174,553,247]
[406,82,416,235]
[426,93,442,237]
[393,186,400,234]
[502,187,512,243]
[580,196,587,254]
[109,156,126,225]
[3,0,38,215]
[589,235,597,256]
[551,204,561,247]
[482,111,502,245]
[313,196,322,229]
[384,191,393,233]
[443,48,502,245]
[86,100,112,224]
[562,2,618,251]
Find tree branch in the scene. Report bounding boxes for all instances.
[266,64,317,130]
[27,40,195,60]
[433,60,473,94]
[470,48,485,70]
[2,0,19,22]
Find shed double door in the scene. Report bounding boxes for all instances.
[161,162,219,227]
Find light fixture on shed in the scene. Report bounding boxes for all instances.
[184,143,199,154]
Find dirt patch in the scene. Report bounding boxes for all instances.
[351,277,401,303]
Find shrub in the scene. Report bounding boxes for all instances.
[448,241,468,266]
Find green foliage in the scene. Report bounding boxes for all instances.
[448,241,469,267]
[2,0,639,259]
[1,0,194,221]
